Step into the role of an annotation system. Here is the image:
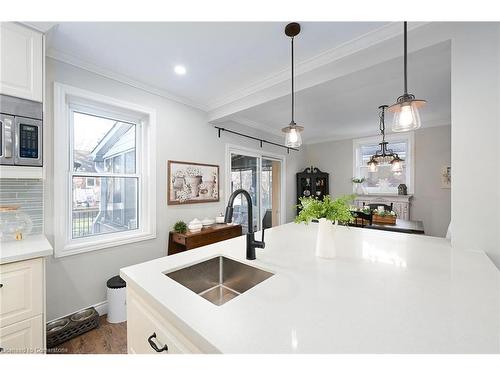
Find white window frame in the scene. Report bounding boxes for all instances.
[225,144,286,229]
[352,132,415,195]
[53,82,156,257]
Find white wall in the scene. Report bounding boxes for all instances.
[412,126,451,238]
[305,125,451,237]
[448,23,500,267]
[44,58,306,320]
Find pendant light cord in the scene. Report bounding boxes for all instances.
[403,21,408,95]
[379,106,386,143]
[291,36,295,124]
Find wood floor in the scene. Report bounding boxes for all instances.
[49,315,127,354]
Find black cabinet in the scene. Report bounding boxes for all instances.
[296,167,329,214]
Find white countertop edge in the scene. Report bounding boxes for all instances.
[0,234,53,264]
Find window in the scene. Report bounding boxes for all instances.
[54,83,156,257]
[353,133,414,194]
[71,112,138,239]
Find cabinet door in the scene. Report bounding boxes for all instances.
[0,315,43,354]
[0,22,43,102]
[127,288,201,354]
[0,258,43,327]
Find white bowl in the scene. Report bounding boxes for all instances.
[202,218,215,226]
[188,224,202,232]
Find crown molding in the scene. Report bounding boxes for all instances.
[206,22,428,111]
[46,47,209,112]
[19,22,58,33]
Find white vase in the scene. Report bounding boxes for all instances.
[315,218,337,259]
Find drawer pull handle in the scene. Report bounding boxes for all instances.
[0,284,3,288]
[147,332,168,352]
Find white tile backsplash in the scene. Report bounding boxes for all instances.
[0,178,43,234]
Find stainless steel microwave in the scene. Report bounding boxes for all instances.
[0,94,43,167]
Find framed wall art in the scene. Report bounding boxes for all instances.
[167,160,219,205]
[441,165,451,189]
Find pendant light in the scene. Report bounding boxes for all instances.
[282,22,304,148]
[367,105,404,173]
[389,22,426,132]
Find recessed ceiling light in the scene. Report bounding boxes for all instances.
[174,65,186,75]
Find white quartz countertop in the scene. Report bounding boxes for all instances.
[120,223,500,353]
[0,234,53,264]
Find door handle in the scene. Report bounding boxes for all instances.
[3,118,12,158]
[147,332,168,352]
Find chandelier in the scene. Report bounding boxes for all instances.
[367,105,404,173]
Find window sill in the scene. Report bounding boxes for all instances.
[54,230,156,258]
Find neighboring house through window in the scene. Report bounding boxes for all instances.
[54,83,156,257]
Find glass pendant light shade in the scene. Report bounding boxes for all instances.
[282,123,304,148]
[390,155,404,172]
[368,157,378,172]
[389,96,425,132]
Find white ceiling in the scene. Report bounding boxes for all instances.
[226,41,451,143]
[44,22,388,109]
[39,22,450,143]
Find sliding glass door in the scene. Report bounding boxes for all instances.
[261,157,281,229]
[229,149,283,233]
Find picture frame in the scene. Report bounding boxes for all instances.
[441,165,451,189]
[167,160,219,205]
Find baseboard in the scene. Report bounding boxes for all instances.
[93,301,108,316]
[48,301,108,324]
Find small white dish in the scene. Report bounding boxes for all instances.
[201,218,215,226]
[188,218,203,232]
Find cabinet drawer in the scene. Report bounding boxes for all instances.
[127,288,200,354]
[0,258,43,327]
[172,233,186,245]
[0,315,43,354]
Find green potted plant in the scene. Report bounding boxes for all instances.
[295,195,354,259]
[173,220,188,234]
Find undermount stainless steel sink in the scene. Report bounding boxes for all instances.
[164,256,274,306]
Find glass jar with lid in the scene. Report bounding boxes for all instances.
[0,205,33,241]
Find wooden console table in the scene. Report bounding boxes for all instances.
[168,224,242,255]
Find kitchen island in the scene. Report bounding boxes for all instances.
[120,223,500,354]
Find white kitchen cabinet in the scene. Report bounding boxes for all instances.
[127,286,202,354]
[0,315,43,354]
[0,257,46,354]
[0,22,43,102]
